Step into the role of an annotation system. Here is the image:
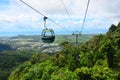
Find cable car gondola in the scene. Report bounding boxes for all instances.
[41,17,55,43]
[41,29,55,43]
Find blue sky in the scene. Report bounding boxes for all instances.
[0,0,9,10]
[0,0,9,5]
[0,0,120,36]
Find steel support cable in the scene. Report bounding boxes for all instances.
[20,0,45,17]
[20,0,71,33]
[61,0,72,20]
[48,18,71,33]
[81,0,90,33]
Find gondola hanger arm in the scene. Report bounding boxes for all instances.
[43,16,48,29]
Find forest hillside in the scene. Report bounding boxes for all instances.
[8,22,120,80]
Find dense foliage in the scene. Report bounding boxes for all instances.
[0,43,13,51]
[8,22,120,80]
[0,50,33,80]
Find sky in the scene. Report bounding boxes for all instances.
[0,0,120,36]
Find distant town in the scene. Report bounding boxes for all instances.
[0,34,95,53]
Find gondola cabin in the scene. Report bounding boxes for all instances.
[41,29,55,43]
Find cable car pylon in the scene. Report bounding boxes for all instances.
[72,0,90,46]
[72,31,81,46]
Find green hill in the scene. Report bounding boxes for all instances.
[8,22,120,80]
[0,43,13,51]
[0,50,33,80]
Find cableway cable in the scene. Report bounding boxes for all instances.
[20,0,71,33]
[47,18,71,33]
[20,0,45,17]
[61,0,72,20]
[81,0,90,33]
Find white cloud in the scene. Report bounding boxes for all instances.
[0,14,16,23]
[0,0,120,35]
